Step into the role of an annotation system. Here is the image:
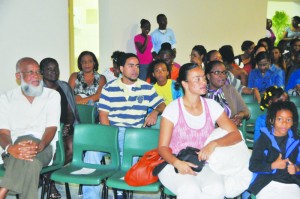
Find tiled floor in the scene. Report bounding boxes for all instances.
[3,181,162,199]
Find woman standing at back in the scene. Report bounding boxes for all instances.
[134,19,153,81]
[68,51,107,105]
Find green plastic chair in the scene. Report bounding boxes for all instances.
[76,104,96,124]
[150,115,162,129]
[50,124,120,199]
[104,127,161,199]
[289,95,300,105]
[241,102,263,148]
[161,187,176,199]
[41,123,65,199]
[241,94,257,104]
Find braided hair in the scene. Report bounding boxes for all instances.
[266,101,298,133]
[259,86,288,111]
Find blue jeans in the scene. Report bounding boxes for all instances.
[82,127,126,199]
[138,64,150,81]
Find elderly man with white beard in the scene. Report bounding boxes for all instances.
[0,57,60,199]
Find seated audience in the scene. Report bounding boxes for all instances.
[158,63,242,198]
[286,42,300,83]
[103,51,124,83]
[158,43,179,81]
[149,59,183,105]
[282,16,300,44]
[219,45,248,86]
[248,52,284,93]
[40,57,80,198]
[190,45,207,69]
[271,46,287,74]
[41,58,80,163]
[234,40,255,72]
[68,51,107,105]
[249,101,300,199]
[206,60,250,126]
[82,53,166,199]
[257,37,273,54]
[248,44,267,74]
[286,68,300,95]
[254,86,289,142]
[206,50,261,102]
[0,57,60,199]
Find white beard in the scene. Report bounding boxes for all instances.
[21,78,44,97]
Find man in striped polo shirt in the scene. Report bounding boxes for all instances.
[82,53,165,199]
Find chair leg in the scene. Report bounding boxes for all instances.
[112,188,117,199]
[78,184,83,195]
[101,183,108,199]
[65,183,71,199]
[40,176,46,199]
[46,180,52,199]
[129,191,133,199]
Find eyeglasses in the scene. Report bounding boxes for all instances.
[19,70,42,76]
[209,71,228,76]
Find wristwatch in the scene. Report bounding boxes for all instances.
[1,144,10,158]
[4,144,10,155]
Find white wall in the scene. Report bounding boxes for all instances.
[0,0,69,93]
[99,0,268,70]
[0,0,270,93]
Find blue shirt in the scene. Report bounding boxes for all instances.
[254,114,266,142]
[151,28,176,53]
[248,68,284,93]
[270,64,285,88]
[98,78,164,128]
[285,69,300,91]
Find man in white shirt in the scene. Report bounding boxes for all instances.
[0,57,60,199]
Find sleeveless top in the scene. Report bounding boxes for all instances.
[74,71,101,96]
[169,97,215,154]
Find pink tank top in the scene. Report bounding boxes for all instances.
[169,97,215,154]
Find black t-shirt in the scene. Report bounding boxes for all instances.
[56,86,68,124]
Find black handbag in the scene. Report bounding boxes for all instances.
[152,146,205,176]
[174,146,205,173]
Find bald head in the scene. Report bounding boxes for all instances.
[16,57,39,73]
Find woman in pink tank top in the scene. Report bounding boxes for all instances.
[157,63,242,199]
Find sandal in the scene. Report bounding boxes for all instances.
[48,183,61,199]
[42,174,61,199]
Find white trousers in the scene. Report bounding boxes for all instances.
[158,164,225,199]
[257,181,300,199]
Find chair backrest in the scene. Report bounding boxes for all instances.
[290,96,300,106]
[241,94,257,104]
[242,102,264,148]
[150,115,162,130]
[122,128,160,170]
[51,123,65,167]
[76,104,96,124]
[72,124,120,169]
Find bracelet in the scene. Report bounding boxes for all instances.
[4,144,10,154]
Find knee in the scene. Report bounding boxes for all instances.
[177,182,202,196]
[202,183,225,198]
